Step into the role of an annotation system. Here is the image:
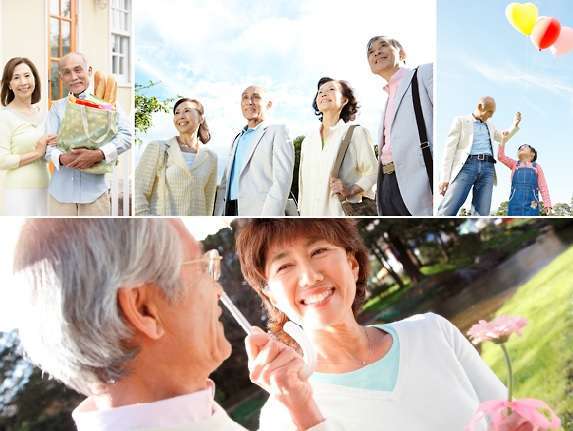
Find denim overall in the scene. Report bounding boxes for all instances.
[507,162,540,216]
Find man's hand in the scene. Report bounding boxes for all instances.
[438,181,449,196]
[65,149,105,170]
[329,177,350,198]
[513,112,522,128]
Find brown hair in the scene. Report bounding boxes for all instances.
[173,98,211,144]
[312,77,359,123]
[1,57,42,106]
[235,219,369,347]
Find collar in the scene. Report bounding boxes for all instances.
[383,67,409,93]
[242,120,267,133]
[472,114,487,124]
[72,381,216,431]
[70,89,90,100]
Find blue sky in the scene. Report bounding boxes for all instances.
[135,0,435,180]
[436,0,573,213]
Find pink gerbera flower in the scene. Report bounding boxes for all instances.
[467,316,528,345]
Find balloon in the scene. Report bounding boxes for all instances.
[550,26,573,56]
[505,2,539,36]
[530,16,561,50]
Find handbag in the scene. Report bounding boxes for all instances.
[57,96,119,175]
[331,125,378,216]
[411,67,433,192]
[285,191,300,216]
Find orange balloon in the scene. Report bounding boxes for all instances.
[530,16,561,50]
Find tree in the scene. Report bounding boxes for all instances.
[495,201,508,216]
[552,203,572,217]
[290,136,304,199]
[134,81,172,145]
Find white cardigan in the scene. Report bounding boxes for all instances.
[259,313,506,431]
[298,120,378,217]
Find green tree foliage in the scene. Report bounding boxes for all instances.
[290,136,304,199]
[134,81,172,145]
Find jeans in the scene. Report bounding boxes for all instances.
[438,158,495,216]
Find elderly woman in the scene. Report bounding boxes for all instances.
[14,219,332,431]
[298,78,378,216]
[0,57,57,215]
[235,219,517,430]
[135,98,217,216]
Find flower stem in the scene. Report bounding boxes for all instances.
[500,343,513,402]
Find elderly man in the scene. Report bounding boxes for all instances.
[368,36,434,216]
[438,97,521,216]
[45,52,131,216]
[215,85,294,216]
[14,219,332,431]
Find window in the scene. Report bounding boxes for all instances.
[48,0,77,103]
[111,0,131,83]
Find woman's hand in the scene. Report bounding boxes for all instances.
[330,177,362,199]
[500,131,510,145]
[245,328,324,430]
[35,134,57,157]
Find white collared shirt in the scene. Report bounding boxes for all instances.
[72,383,215,431]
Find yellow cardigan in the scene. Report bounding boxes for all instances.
[0,109,49,189]
[135,138,217,216]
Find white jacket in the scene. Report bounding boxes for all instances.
[440,115,519,186]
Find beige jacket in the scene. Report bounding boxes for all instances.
[135,137,217,216]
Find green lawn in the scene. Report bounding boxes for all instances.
[480,246,573,430]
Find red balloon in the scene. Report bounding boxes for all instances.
[530,17,562,50]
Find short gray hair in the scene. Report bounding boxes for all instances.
[58,51,89,70]
[366,36,405,54]
[13,219,184,395]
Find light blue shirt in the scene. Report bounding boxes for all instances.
[45,91,132,203]
[470,119,492,156]
[310,324,400,392]
[228,124,262,200]
[181,151,196,170]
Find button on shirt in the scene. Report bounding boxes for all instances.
[45,91,132,204]
[380,67,409,165]
[469,119,493,156]
[228,123,263,200]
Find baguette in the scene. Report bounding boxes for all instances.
[109,80,117,105]
[103,75,116,103]
[94,71,106,99]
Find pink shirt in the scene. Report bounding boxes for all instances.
[498,145,552,208]
[380,67,409,165]
[72,380,216,431]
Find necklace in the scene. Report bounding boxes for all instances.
[359,326,371,366]
[176,136,197,153]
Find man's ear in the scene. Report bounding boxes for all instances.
[266,100,273,110]
[117,285,165,340]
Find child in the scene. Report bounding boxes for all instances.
[498,131,551,216]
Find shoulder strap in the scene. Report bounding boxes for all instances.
[411,68,433,193]
[331,125,358,179]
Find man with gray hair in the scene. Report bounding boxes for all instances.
[214,85,294,216]
[14,219,332,430]
[368,36,433,216]
[437,97,521,216]
[45,52,131,216]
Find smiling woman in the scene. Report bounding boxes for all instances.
[235,218,510,431]
[0,57,56,215]
[135,97,218,216]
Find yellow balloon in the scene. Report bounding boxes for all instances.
[505,2,539,36]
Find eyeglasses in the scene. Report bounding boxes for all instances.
[181,249,222,281]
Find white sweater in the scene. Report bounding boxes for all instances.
[259,313,506,431]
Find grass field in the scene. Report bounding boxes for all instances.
[480,246,573,430]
